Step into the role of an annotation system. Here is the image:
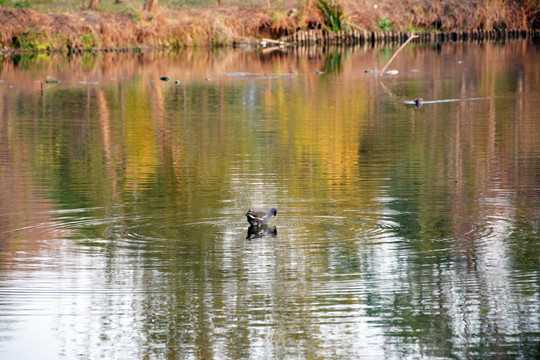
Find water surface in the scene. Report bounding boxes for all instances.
[1,41,540,359]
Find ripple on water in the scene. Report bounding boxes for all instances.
[400,213,517,263]
[7,204,518,266]
[298,214,403,242]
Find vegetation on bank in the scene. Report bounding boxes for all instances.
[0,0,539,53]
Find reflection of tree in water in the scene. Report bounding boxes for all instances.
[322,50,342,74]
[366,191,540,358]
[2,42,540,358]
[507,220,540,276]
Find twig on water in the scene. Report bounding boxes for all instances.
[379,32,419,76]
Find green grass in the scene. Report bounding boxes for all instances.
[376,17,393,31]
[80,32,101,50]
[0,0,295,13]
[12,30,53,51]
[316,0,348,32]
[0,0,32,8]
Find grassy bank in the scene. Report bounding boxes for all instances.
[1,0,539,53]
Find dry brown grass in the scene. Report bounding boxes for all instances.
[0,0,538,53]
[341,0,538,31]
[0,6,260,51]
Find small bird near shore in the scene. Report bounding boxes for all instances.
[245,208,277,226]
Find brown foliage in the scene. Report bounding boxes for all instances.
[0,6,267,51]
[341,0,537,31]
[0,0,538,53]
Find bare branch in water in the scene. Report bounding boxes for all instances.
[379,32,419,76]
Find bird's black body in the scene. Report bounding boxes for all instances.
[245,208,277,226]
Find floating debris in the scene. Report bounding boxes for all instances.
[259,38,282,47]
[314,71,324,75]
[45,76,60,84]
[174,80,181,85]
[364,70,379,74]
[159,76,170,81]
[383,70,399,76]
[226,72,247,77]
[226,72,265,77]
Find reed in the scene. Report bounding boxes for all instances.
[316,0,348,31]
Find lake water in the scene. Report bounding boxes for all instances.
[1,40,540,359]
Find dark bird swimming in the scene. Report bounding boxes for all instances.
[245,208,277,226]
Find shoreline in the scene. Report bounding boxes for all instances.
[1,2,539,55]
[279,28,540,47]
[4,29,539,57]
